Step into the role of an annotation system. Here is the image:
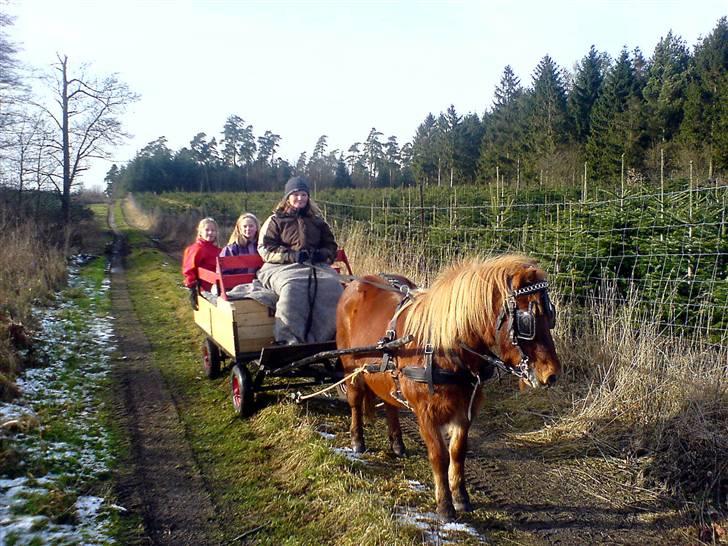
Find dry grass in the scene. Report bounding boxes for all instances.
[252,403,419,544]
[123,194,210,250]
[526,285,728,512]
[336,223,456,285]
[122,194,157,231]
[0,209,67,397]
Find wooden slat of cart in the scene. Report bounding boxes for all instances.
[194,297,274,357]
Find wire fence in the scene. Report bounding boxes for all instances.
[320,183,727,345]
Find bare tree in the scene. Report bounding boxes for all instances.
[0,12,27,175]
[34,54,138,223]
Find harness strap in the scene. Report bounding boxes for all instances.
[389,371,412,411]
[459,342,529,381]
[424,343,435,394]
[377,292,415,372]
[304,266,318,341]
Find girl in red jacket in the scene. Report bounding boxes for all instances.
[182,217,221,309]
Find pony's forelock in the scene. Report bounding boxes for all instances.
[403,254,540,349]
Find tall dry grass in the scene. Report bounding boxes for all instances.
[335,222,464,286]
[0,211,67,398]
[537,285,728,510]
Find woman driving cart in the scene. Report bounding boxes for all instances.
[257,176,343,344]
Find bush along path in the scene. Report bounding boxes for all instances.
[0,254,122,544]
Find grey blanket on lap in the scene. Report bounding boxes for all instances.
[257,262,343,344]
[226,279,279,309]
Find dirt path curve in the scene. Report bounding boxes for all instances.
[390,392,687,545]
[109,208,220,545]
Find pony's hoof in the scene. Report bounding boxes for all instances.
[351,439,365,453]
[391,441,406,458]
[437,505,456,521]
[454,500,473,512]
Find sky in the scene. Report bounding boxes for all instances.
[6,0,727,190]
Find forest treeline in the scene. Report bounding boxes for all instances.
[108,17,727,196]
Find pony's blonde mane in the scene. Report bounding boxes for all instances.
[403,254,540,350]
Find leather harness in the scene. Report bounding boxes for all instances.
[361,275,556,404]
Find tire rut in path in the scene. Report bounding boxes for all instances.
[109,212,219,545]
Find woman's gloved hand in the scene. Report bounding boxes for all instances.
[311,249,327,264]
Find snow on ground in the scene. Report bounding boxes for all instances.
[319,433,485,544]
[0,259,118,545]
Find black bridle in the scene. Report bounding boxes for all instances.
[461,280,556,384]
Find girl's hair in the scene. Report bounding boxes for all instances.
[227,213,260,246]
[196,217,218,242]
[273,196,323,218]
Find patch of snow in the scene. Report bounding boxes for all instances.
[332,446,368,463]
[407,479,427,492]
[395,506,484,544]
[0,258,117,545]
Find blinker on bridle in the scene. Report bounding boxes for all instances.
[497,280,556,342]
[459,280,556,384]
[494,280,556,380]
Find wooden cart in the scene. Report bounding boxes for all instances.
[192,250,354,416]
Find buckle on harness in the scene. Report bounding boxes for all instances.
[424,343,435,394]
[378,329,397,372]
[377,329,396,349]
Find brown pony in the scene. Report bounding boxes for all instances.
[335,254,561,520]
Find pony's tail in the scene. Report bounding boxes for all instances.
[363,390,376,424]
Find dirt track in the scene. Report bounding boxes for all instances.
[109,209,220,545]
[303,386,690,545]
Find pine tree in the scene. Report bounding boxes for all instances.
[412,114,438,185]
[526,55,569,158]
[478,65,526,183]
[568,46,607,143]
[643,31,690,145]
[334,155,352,188]
[453,113,483,184]
[586,49,646,181]
[679,17,728,170]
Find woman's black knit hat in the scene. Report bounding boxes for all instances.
[284,176,310,198]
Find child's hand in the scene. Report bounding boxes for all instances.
[188,287,199,310]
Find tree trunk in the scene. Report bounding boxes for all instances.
[61,56,72,224]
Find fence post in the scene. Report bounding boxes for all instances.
[660,148,665,204]
[620,153,625,212]
[555,203,560,273]
[582,162,587,202]
[688,160,694,278]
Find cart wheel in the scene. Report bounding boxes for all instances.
[231,364,255,417]
[202,338,221,379]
